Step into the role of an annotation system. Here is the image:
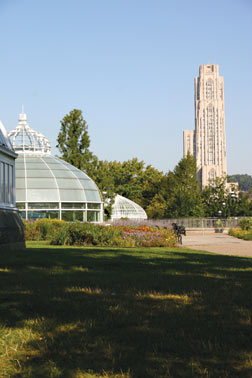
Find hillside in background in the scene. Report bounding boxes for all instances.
[228,174,252,192]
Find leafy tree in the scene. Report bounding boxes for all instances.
[232,191,252,216]
[145,175,168,218]
[201,177,252,217]
[139,165,164,210]
[201,176,230,217]
[57,109,95,173]
[89,157,165,218]
[164,154,204,218]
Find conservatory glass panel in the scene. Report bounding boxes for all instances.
[25,163,46,169]
[87,203,101,209]
[27,189,59,201]
[73,171,92,179]
[61,211,84,222]
[85,190,101,201]
[44,163,66,170]
[26,170,53,178]
[16,178,26,188]
[16,169,26,178]
[73,171,90,180]
[16,162,25,168]
[56,178,81,189]
[59,189,85,201]
[28,202,59,209]
[27,178,57,189]
[74,211,84,221]
[25,157,44,163]
[28,211,59,220]
[16,189,26,201]
[61,203,85,209]
[87,211,100,222]
[78,179,97,190]
[51,170,74,178]
[43,157,64,165]
[16,202,25,209]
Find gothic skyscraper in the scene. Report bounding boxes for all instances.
[184,64,227,188]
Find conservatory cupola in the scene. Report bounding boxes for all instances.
[8,110,51,154]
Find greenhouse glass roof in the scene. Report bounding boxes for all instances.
[8,112,103,222]
[111,194,147,220]
[15,154,102,203]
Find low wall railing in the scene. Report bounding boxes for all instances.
[107,217,243,229]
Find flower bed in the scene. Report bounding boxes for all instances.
[23,220,177,247]
[119,225,176,247]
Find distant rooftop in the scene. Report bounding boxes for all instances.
[0,120,14,151]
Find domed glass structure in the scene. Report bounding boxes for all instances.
[111,194,147,221]
[8,112,103,222]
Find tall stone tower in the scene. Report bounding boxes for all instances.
[183,64,227,188]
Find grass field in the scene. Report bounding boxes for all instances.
[1,242,252,377]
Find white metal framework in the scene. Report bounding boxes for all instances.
[111,194,147,221]
[8,112,103,222]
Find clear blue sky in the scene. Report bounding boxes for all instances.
[0,0,251,175]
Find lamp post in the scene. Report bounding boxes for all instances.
[216,202,226,232]
[230,191,237,227]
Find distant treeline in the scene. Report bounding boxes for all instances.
[228,174,252,192]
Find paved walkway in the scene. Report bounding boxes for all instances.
[181,232,252,257]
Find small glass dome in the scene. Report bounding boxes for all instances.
[8,112,103,222]
[111,194,147,221]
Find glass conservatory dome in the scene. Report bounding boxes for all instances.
[111,194,147,221]
[8,112,103,222]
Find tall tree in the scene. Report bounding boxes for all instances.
[139,155,204,218]
[57,109,95,172]
[165,154,204,217]
[146,154,203,218]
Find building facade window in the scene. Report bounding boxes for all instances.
[0,160,15,205]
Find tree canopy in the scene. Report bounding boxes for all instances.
[57,109,252,219]
[201,176,252,217]
[57,109,95,172]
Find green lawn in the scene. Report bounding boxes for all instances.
[1,242,252,377]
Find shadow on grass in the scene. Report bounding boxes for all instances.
[1,245,252,377]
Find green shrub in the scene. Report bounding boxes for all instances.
[229,228,252,240]
[238,217,252,231]
[50,225,69,245]
[23,219,65,241]
[50,223,124,246]
[23,220,40,240]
